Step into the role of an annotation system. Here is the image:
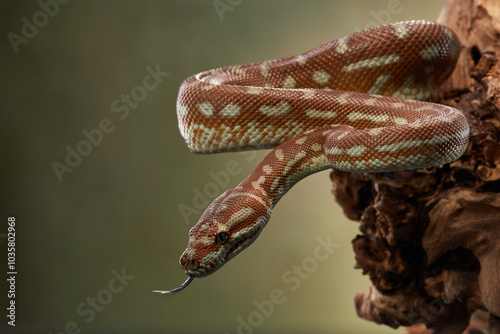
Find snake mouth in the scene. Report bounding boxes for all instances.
[225,238,246,261]
[224,224,265,262]
[222,215,270,263]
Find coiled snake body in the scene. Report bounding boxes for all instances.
[155,21,469,293]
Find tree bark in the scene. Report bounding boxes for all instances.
[330,0,500,332]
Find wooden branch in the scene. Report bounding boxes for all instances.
[330,0,500,332]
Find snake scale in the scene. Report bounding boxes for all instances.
[155,21,469,293]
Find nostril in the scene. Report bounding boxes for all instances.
[188,259,197,270]
[180,255,198,270]
[180,255,189,267]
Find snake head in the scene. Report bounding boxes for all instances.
[179,188,272,278]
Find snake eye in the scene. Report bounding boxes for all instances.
[215,232,229,245]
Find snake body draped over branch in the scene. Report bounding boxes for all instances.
[155,20,469,293]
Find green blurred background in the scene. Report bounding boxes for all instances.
[2,1,447,333]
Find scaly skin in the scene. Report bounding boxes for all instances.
[155,21,469,293]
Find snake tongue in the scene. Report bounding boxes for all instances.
[152,275,195,294]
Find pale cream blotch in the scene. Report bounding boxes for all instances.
[394,117,409,125]
[274,149,285,161]
[282,75,296,89]
[259,101,291,117]
[260,62,271,78]
[392,22,409,39]
[335,37,349,54]
[391,102,406,109]
[202,84,217,91]
[335,93,351,105]
[295,137,308,145]
[219,104,242,118]
[311,143,323,151]
[347,112,389,123]
[342,54,400,72]
[302,90,316,99]
[262,165,273,174]
[368,128,383,136]
[367,74,391,95]
[295,55,308,65]
[420,45,441,60]
[312,70,331,86]
[247,86,265,95]
[363,98,378,106]
[197,102,215,117]
[251,176,267,196]
[305,109,338,119]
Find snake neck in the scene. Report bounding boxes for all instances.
[236,128,334,209]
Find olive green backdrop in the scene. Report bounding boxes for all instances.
[2,1,446,333]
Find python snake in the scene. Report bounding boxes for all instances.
[154,21,469,293]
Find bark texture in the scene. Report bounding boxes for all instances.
[330,0,500,332]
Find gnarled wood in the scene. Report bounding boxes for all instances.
[331,0,500,332]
